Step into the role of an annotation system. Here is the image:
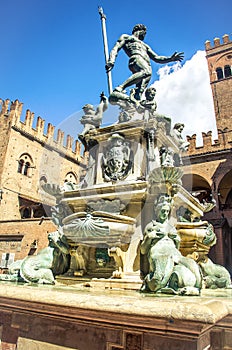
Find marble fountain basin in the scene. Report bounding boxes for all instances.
[62,211,136,248]
[176,220,216,258]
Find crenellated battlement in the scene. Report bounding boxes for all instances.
[186,128,232,156]
[205,34,231,51]
[0,98,83,162]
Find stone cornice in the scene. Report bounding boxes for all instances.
[0,283,231,326]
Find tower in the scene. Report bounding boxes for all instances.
[183,34,232,271]
[205,34,232,133]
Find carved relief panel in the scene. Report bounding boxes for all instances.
[101,133,132,182]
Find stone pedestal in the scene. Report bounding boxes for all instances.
[58,119,186,285]
[39,113,225,294]
[0,283,232,350]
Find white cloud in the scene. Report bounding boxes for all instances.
[152,50,217,145]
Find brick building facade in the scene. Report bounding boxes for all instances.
[0,99,85,267]
[183,33,232,273]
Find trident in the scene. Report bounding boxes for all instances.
[98,6,113,95]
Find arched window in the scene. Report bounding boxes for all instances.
[17,154,33,177]
[21,207,31,219]
[19,196,50,219]
[64,172,77,184]
[23,162,30,176]
[17,159,24,173]
[216,67,223,80]
[224,65,232,78]
[39,176,47,187]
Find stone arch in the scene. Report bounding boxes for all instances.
[39,175,48,187]
[225,189,232,207]
[64,171,78,184]
[182,173,212,203]
[218,169,232,208]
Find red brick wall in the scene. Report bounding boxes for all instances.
[0,218,57,263]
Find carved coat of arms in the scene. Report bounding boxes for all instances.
[102,133,132,181]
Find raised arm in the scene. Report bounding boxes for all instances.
[95,92,108,118]
[105,34,128,72]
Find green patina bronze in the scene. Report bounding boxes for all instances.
[141,195,202,295]
[106,24,183,101]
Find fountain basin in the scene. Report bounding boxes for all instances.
[62,211,136,247]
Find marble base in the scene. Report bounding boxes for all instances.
[0,282,232,350]
[56,275,143,290]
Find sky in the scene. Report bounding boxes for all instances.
[0,0,231,144]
